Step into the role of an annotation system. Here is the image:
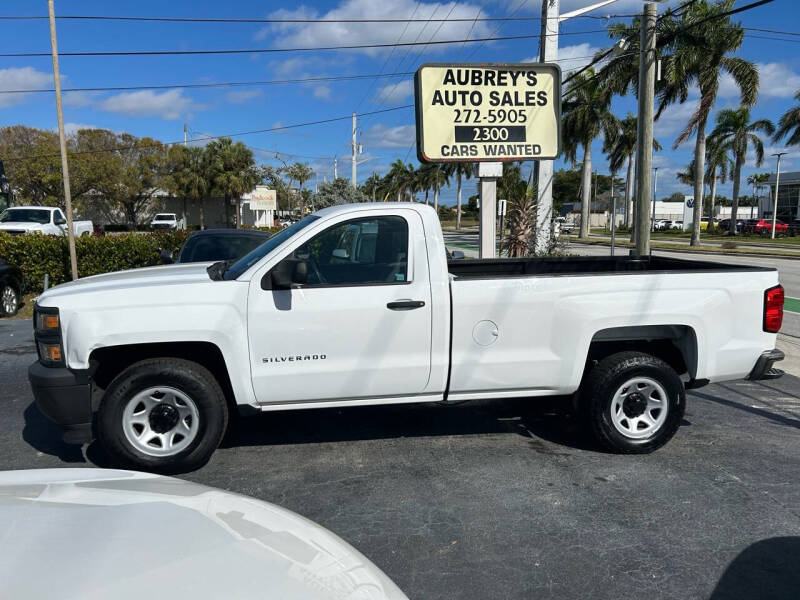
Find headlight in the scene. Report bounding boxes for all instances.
[34,305,65,367]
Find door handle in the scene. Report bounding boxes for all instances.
[387,299,426,310]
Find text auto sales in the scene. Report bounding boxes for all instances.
[433,68,549,158]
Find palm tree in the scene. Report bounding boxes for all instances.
[747,172,770,203]
[658,0,758,245]
[774,90,800,146]
[166,145,209,229]
[705,139,733,225]
[283,162,314,215]
[562,68,619,237]
[415,164,433,205]
[361,172,382,202]
[387,159,413,202]
[604,114,662,231]
[453,163,476,229]
[205,138,260,228]
[708,108,774,234]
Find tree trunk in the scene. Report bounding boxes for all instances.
[709,168,717,228]
[397,189,402,202]
[199,198,205,230]
[433,187,439,211]
[625,154,634,228]
[235,198,241,229]
[424,190,429,205]
[456,172,463,230]
[730,152,744,235]
[690,118,707,246]
[299,183,305,216]
[579,143,592,238]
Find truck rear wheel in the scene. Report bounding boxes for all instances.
[581,351,685,454]
[98,358,228,472]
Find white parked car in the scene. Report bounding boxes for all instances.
[0,469,408,600]
[150,213,185,230]
[670,220,684,230]
[0,206,92,237]
[654,219,671,231]
[554,216,575,235]
[29,203,784,470]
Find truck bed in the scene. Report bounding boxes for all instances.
[447,255,773,279]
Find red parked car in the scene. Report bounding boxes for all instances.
[743,219,788,235]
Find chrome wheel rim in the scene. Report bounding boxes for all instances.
[610,377,669,440]
[1,287,17,315]
[122,386,200,457]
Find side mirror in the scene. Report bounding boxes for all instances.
[54,217,66,226]
[450,250,465,260]
[264,258,308,290]
[332,248,349,259]
[159,249,174,264]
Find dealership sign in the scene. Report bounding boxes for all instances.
[414,63,561,163]
[247,186,277,211]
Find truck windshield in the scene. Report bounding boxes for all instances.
[223,215,320,280]
[0,208,50,224]
[153,214,174,221]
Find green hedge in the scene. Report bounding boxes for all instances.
[0,231,190,293]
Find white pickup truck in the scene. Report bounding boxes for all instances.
[28,203,785,471]
[0,206,93,237]
[150,213,185,231]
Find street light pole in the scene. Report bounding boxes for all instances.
[771,152,787,239]
[635,2,657,256]
[534,0,619,253]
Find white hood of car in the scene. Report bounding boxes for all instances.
[0,469,407,600]
[38,262,217,303]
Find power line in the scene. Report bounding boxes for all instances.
[2,105,414,163]
[0,13,640,24]
[744,27,800,37]
[0,29,611,58]
[745,33,800,43]
[0,53,606,96]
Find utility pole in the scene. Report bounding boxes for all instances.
[651,166,659,232]
[592,169,598,234]
[48,0,77,280]
[771,152,787,239]
[635,2,657,256]
[183,123,187,146]
[610,174,616,256]
[334,156,338,180]
[351,112,357,188]
[534,0,619,253]
[372,170,376,202]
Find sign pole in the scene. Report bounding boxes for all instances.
[771,152,786,239]
[48,0,78,280]
[479,162,501,258]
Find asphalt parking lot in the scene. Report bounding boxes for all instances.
[1,317,798,599]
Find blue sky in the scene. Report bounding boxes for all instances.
[1,0,798,204]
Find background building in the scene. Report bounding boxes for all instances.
[766,172,800,222]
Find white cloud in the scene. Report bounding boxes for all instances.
[98,89,200,120]
[654,98,699,147]
[62,123,97,135]
[373,80,413,104]
[225,89,262,104]
[63,90,99,108]
[0,67,51,107]
[258,0,492,57]
[312,85,332,100]
[361,123,415,148]
[523,43,602,79]
[720,62,800,100]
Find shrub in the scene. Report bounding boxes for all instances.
[0,231,190,293]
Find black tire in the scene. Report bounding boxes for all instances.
[98,358,228,473]
[0,284,20,317]
[580,351,685,454]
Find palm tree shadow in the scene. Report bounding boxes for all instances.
[710,537,800,600]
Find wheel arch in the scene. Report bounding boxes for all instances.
[586,324,698,380]
[89,341,237,413]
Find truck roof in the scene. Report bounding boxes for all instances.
[314,202,437,219]
[4,206,56,211]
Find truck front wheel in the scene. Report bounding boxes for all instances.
[581,351,685,454]
[98,358,228,472]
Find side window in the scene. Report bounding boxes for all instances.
[294,216,409,286]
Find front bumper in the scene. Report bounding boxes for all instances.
[747,349,785,381]
[28,361,94,443]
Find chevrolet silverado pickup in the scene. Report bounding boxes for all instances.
[28,203,785,471]
[0,206,93,237]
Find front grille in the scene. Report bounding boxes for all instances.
[4,230,26,235]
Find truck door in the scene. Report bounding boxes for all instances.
[247,210,433,405]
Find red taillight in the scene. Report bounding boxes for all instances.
[764,285,784,333]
